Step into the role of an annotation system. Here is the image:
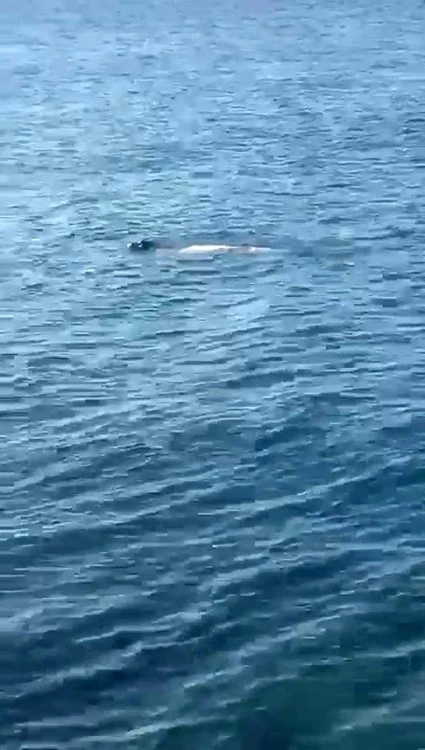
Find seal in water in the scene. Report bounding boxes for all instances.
[127,239,265,254]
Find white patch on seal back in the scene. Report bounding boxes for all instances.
[178,244,266,254]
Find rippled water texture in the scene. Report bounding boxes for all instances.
[2,0,425,747]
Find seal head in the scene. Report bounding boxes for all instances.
[127,239,157,252]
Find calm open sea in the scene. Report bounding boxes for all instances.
[2,0,425,747]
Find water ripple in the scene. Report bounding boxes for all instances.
[3,0,425,747]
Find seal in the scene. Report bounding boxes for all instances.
[127,239,265,254]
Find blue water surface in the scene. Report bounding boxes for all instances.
[2,0,425,747]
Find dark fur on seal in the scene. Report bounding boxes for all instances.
[127,239,157,252]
